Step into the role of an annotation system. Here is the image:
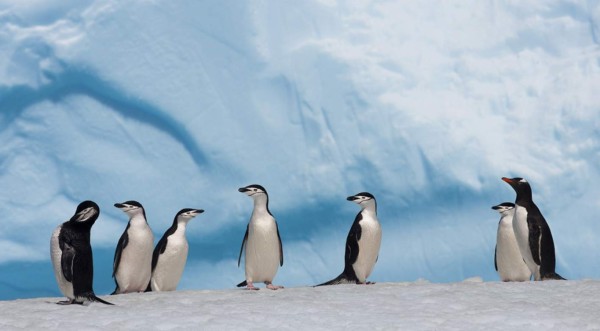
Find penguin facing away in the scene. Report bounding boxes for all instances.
[236,184,284,290]
[112,200,155,294]
[501,177,565,281]
[148,208,204,292]
[50,200,113,305]
[317,192,382,286]
[491,202,531,282]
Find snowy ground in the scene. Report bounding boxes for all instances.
[1,280,599,330]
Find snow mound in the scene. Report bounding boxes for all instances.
[1,281,599,330]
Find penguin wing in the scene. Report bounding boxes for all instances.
[59,236,75,283]
[112,224,130,277]
[344,213,363,267]
[237,224,249,267]
[526,212,543,266]
[275,221,284,266]
[494,245,498,271]
[534,208,558,275]
[151,230,171,272]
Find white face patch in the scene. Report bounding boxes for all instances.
[355,196,372,204]
[247,188,265,196]
[519,178,528,183]
[76,207,97,222]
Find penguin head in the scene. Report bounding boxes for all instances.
[238,184,268,198]
[501,177,532,199]
[70,200,100,224]
[114,200,146,218]
[347,192,377,210]
[491,202,515,215]
[175,208,204,222]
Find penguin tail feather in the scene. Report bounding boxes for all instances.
[237,280,247,287]
[92,295,114,305]
[315,273,357,287]
[542,272,566,281]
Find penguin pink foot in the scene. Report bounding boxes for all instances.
[246,282,259,290]
[265,282,283,290]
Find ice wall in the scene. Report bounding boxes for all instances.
[1,0,600,299]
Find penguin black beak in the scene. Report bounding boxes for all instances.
[114,203,125,208]
[347,196,358,201]
[491,205,500,210]
[238,188,249,193]
[195,209,205,214]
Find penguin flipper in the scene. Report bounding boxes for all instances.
[494,245,498,271]
[151,231,170,273]
[237,280,247,287]
[238,224,249,267]
[60,243,76,283]
[275,221,284,266]
[112,225,130,278]
[345,213,362,267]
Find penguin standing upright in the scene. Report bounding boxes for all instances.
[237,184,284,290]
[317,192,381,286]
[112,200,154,294]
[50,200,113,305]
[148,208,204,292]
[502,177,565,281]
[491,202,531,282]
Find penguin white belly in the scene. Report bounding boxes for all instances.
[116,227,154,292]
[496,219,531,282]
[245,221,280,283]
[352,217,382,283]
[151,234,189,291]
[50,226,74,299]
[512,205,540,280]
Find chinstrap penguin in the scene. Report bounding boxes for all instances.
[236,184,284,290]
[148,208,204,292]
[112,200,155,294]
[317,192,382,286]
[491,202,531,282]
[50,200,113,305]
[502,177,565,281]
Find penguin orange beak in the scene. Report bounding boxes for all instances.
[501,177,514,184]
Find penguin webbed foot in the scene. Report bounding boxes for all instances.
[265,282,284,290]
[56,299,75,305]
[245,281,259,291]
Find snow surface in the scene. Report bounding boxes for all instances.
[1,0,600,300]
[1,280,600,330]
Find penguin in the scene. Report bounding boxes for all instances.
[491,202,531,282]
[50,200,113,305]
[236,184,284,290]
[112,200,155,294]
[148,208,204,292]
[317,192,382,286]
[502,177,565,281]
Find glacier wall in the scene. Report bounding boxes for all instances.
[1,0,600,299]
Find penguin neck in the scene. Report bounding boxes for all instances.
[499,210,515,225]
[360,201,377,217]
[515,186,533,207]
[252,194,272,216]
[175,219,190,233]
[130,213,148,227]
